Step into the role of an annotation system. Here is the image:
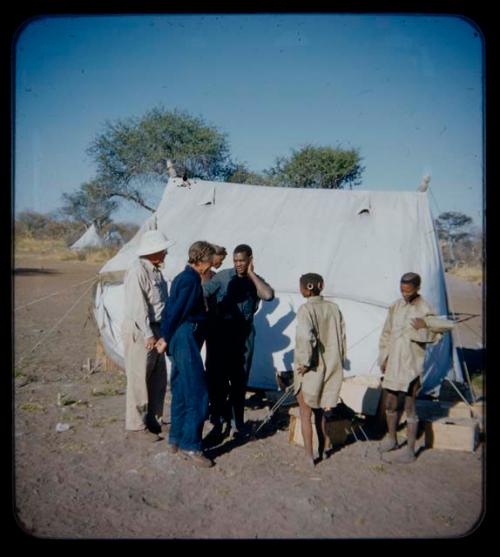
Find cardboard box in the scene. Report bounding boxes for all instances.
[448,401,474,418]
[288,406,350,450]
[424,417,479,452]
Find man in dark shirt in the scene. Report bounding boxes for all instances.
[203,244,274,440]
[156,241,216,468]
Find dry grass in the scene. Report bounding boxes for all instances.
[447,264,483,285]
[15,236,119,263]
[15,236,68,255]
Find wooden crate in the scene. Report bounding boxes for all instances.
[424,417,479,452]
[446,401,485,432]
[288,407,350,450]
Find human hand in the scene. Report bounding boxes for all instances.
[411,318,427,330]
[155,338,167,354]
[247,256,255,275]
[144,336,157,350]
[297,365,310,376]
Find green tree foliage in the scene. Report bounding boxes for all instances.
[264,145,364,189]
[86,107,234,211]
[226,163,270,185]
[435,211,474,266]
[60,180,118,230]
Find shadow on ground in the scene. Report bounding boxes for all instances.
[14,268,61,276]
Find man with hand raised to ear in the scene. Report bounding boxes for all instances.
[202,244,274,441]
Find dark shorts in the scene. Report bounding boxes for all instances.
[384,376,421,396]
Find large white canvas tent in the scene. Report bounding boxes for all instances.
[71,223,105,250]
[94,177,463,394]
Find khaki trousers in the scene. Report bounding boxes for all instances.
[122,321,167,431]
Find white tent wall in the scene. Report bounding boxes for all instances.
[95,177,463,393]
[71,223,105,250]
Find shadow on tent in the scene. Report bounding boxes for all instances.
[250,297,296,388]
[455,347,485,378]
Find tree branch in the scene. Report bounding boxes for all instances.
[109,191,156,213]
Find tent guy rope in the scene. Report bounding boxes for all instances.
[14,276,96,312]
[16,278,98,367]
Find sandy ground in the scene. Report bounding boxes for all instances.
[12,257,485,540]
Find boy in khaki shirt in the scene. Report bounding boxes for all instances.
[378,272,454,463]
[294,273,347,467]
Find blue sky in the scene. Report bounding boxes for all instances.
[14,13,484,226]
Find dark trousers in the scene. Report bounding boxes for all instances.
[168,322,208,451]
[206,319,255,429]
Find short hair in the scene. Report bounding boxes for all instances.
[188,241,216,264]
[233,244,252,257]
[400,272,421,288]
[212,244,227,257]
[300,273,324,295]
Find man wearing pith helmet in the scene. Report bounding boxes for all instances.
[121,229,175,436]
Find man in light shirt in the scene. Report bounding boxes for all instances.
[121,230,174,435]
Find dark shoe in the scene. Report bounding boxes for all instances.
[126,429,163,442]
[144,413,162,434]
[202,425,224,449]
[231,421,251,439]
[180,450,214,468]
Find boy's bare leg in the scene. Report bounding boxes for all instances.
[379,390,399,452]
[298,391,315,466]
[313,408,326,460]
[395,379,420,463]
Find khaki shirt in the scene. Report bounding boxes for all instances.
[122,258,168,339]
[378,296,450,392]
[293,296,346,409]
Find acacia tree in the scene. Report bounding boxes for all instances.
[60,180,118,230]
[226,162,270,185]
[264,145,364,189]
[435,211,473,266]
[86,107,234,212]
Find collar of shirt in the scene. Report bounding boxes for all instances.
[184,264,201,281]
[307,295,324,304]
[402,294,421,306]
[140,257,162,273]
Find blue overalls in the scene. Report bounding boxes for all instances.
[160,265,208,451]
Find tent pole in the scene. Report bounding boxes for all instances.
[254,385,294,434]
[450,316,478,403]
[444,377,473,407]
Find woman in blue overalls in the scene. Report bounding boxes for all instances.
[156,241,215,468]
